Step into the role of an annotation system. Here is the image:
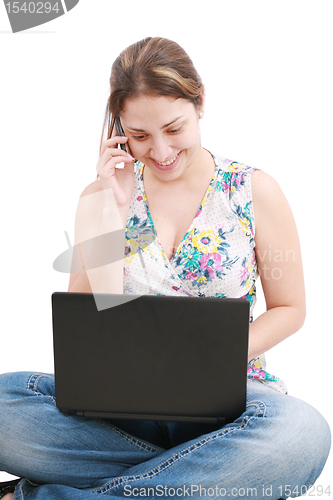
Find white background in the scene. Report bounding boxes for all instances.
[0,0,332,492]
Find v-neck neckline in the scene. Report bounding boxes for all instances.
[140,153,218,265]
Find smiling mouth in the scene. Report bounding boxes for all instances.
[154,152,181,166]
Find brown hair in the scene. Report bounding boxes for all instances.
[100,37,204,153]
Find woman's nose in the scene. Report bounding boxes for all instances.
[150,137,172,162]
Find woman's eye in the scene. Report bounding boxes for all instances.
[132,135,147,141]
[132,126,182,141]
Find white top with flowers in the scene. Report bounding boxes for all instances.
[123,152,287,393]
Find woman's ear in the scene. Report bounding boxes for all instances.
[198,87,205,118]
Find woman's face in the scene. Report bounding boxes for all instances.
[120,94,204,182]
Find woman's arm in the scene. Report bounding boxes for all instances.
[67,181,126,294]
[248,170,306,362]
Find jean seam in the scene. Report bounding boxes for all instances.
[13,482,23,500]
[97,419,164,453]
[27,373,53,391]
[27,373,56,404]
[90,399,267,494]
[15,480,50,498]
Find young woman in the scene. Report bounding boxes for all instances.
[0,37,330,500]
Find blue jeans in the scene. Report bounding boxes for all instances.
[0,372,330,500]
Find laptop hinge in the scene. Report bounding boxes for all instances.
[60,409,227,425]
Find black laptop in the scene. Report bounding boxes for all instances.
[52,292,250,425]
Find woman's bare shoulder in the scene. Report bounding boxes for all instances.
[251,169,295,240]
[251,169,287,213]
[251,169,281,194]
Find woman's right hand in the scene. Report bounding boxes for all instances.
[96,135,135,209]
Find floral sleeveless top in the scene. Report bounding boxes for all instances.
[124,152,287,394]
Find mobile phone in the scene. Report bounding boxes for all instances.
[115,116,129,153]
